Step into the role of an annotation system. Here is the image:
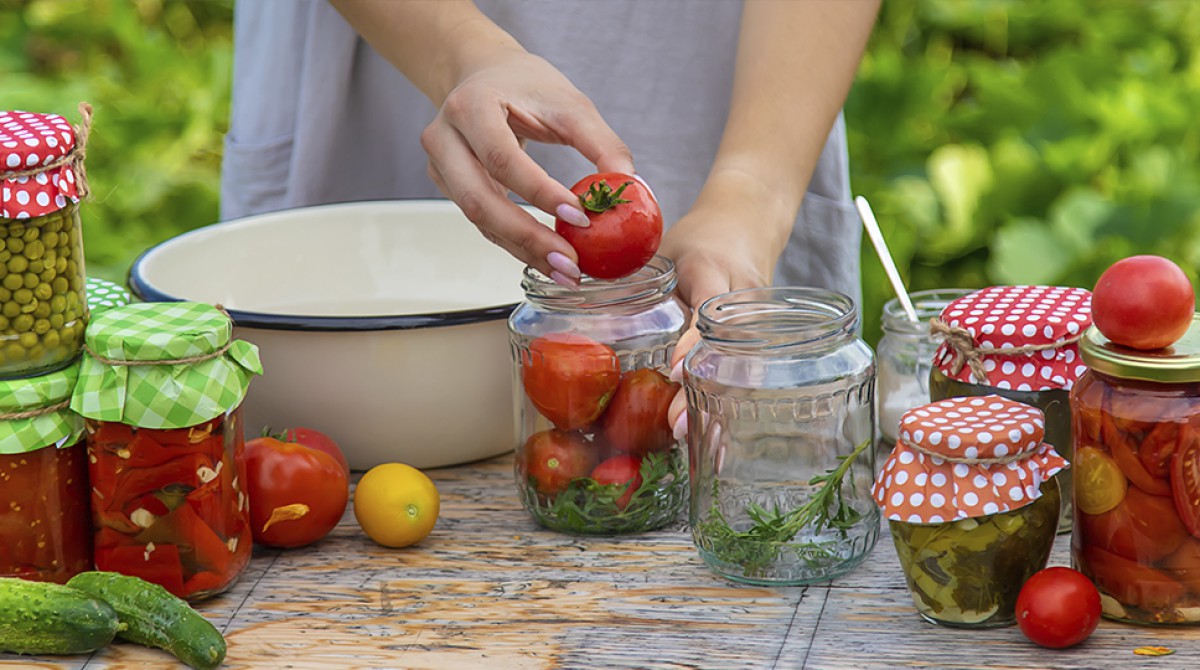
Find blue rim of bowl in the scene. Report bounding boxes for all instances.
[128,217,519,333]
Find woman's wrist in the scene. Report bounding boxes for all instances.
[681,165,801,269]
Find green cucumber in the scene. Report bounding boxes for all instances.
[0,577,121,655]
[66,571,226,670]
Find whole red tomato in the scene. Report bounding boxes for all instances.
[521,429,595,495]
[245,437,350,548]
[1092,255,1195,350]
[555,172,662,279]
[522,332,620,430]
[590,455,643,510]
[598,368,679,456]
[277,426,349,475]
[1015,567,1101,649]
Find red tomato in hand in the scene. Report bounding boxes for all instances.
[1172,425,1200,538]
[245,437,350,548]
[1092,255,1194,350]
[598,368,679,457]
[1015,567,1101,649]
[523,332,620,429]
[590,455,643,510]
[279,426,349,475]
[555,172,662,279]
[521,429,595,495]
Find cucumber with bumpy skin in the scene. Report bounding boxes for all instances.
[0,577,121,655]
[66,571,226,670]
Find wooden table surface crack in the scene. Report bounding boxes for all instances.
[5,454,1200,670]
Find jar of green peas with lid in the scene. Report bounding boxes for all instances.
[0,105,92,379]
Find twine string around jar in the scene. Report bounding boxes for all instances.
[0,398,70,420]
[929,317,1084,384]
[0,102,93,199]
[898,435,1027,466]
[83,303,234,367]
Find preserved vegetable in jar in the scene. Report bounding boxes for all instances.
[875,395,1067,628]
[0,106,93,379]
[509,256,687,535]
[72,302,263,600]
[929,285,1092,534]
[0,362,90,583]
[1072,315,1200,625]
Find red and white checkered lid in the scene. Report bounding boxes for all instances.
[932,285,1093,391]
[0,110,82,220]
[872,395,1069,524]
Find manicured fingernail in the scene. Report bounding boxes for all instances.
[550,271,578,288]
[672,413,688,441]
[668,360,684,384]
[547,251,581,279]
[632,173,657,200]
[556,203,590,227]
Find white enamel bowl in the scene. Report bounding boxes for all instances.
[129,200,531,470]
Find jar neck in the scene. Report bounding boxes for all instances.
[697,287,858,355]
[521,255,677,314]
[882,288,975,336]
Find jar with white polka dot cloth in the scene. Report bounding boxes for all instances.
[928,285,1092,535]
[0,107,91,379]
[873,395,1068,628]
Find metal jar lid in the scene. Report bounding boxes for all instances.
[1079,313,1200,383]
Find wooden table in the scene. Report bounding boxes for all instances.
[6,454,1200,670]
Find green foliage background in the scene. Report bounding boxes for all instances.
[3,0,1199,344]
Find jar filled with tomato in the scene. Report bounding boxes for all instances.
[509,255,687,535]
[875,395,1067,628]
[71,302,263,601]
[684,287,877,585]
[0,362,91,583]
[1071,314,1200,625]
[929,285,1092,534]
[0,106,93,380]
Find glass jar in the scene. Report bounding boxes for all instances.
[684,287,877,585]
[0,362,91,583]
[509,256,687,535]
[0,107,92,379]
[877,289,973,460]
[72,302,263,600]
[1071,316,1200,625]
[928,285,1092,534]
[875,395,1067,628]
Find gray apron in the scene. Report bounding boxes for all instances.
[222,0,861,306]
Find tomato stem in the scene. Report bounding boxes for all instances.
[578,180,632,213]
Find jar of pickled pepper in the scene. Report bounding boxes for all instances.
[1072,315,1200,625]
[0,106,92,379]
[509,256,687,535]
[71,302,263,600]
[0,362,91,583]
[929,285,1092,534]
[874,395,1067,628]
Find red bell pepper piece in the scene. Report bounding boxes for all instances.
[95,543,186,598]
[183,570,227,598]
[111,452,215,508]
[138,502,232,578]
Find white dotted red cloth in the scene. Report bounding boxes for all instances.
[933,285,1093,391]
[0,110,80,220]
[872,395,1069,524]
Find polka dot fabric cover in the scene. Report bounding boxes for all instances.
[933,285,1092,391]
[0,110,81,220]
[872,395,1069,524]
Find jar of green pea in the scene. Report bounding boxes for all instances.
[0,106,92,379]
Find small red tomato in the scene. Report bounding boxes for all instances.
[1015,567,1101,649]
[279,426,349,475]
[245,437,350,548]
[522,332,620,430]
[521,429,596,495]
[590,455,643,510]
[598,368,679,457]
[1092,255,1194,350]
[555,172,662,279]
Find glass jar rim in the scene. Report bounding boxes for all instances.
[697,286,857,353]
[520,254,677,312]
[882,288,976,334]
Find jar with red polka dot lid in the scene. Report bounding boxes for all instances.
[0,105,92,379]
[873,395,1068,628]
[929,285,1092,534]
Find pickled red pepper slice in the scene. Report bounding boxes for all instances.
[1101,412,1171,497]
[95,543,186,598]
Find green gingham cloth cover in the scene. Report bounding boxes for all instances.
[86,277,132,314]
[70,302,262,429]
[0,361,83,454]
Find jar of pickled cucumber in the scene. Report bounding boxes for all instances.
[929,285,1092,534]
[71,302,263,601]
[0,107,92,379]
[874,395,1067,628]
[509,256,687,535]
[1071,315,1200,625]
[685,287,878,585]
[0,362,91,584]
